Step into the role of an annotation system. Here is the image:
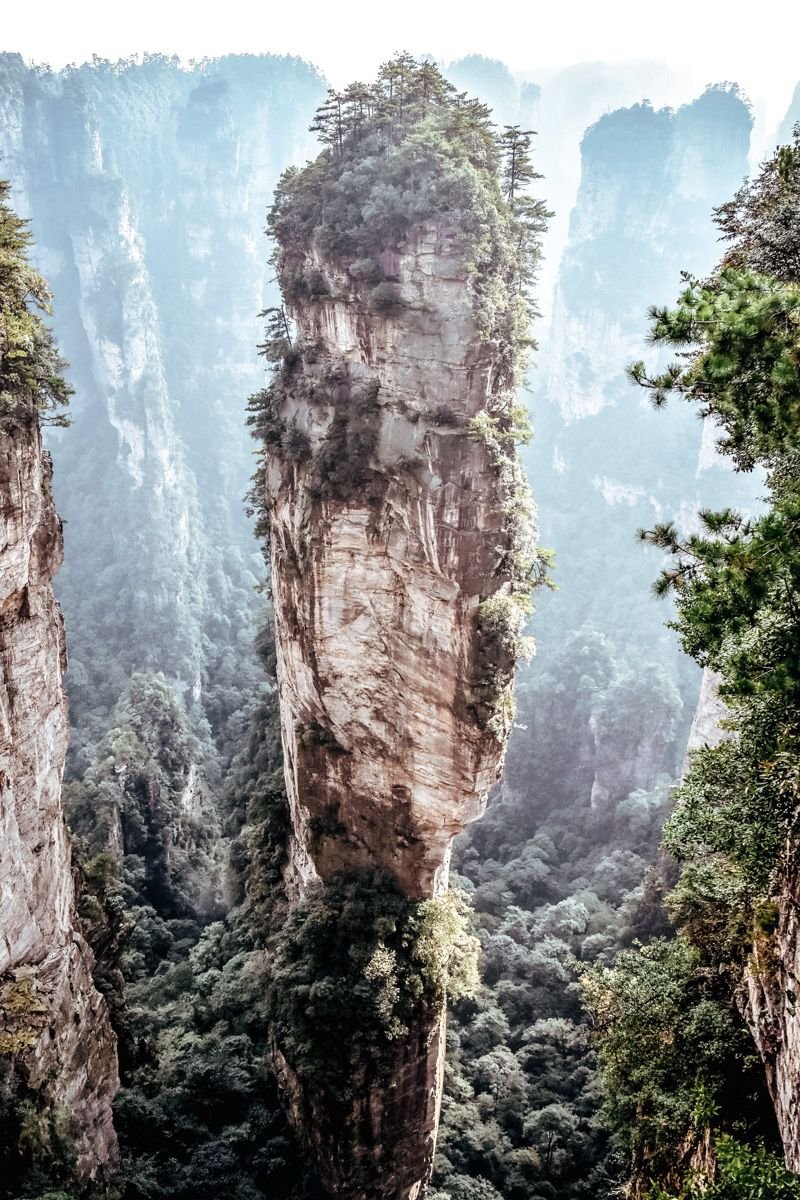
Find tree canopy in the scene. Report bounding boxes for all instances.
[0,179,71,430]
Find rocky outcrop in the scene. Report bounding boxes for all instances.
[0,52,324,750]
[739,856,800,1172]
[0,421,118,1179]
[685,667,730,760]
[264,218,533,1197]
[272,1004,446,1200]
[268,223,526,903]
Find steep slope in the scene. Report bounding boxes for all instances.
[0,52,325,760]
[0,185,117,1189]
[528,86,757,672]
[255,58,544,1199]
[268,222,526,899]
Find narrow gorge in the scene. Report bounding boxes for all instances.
[3,40,800,1200]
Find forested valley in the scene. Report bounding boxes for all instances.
[1,46,799,1200]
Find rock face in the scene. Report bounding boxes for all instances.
[528,87,757,666]
[0,420,118,1179]
[272,1004,446,1200]
[740,860,800,1172]
[265,221,529,1196]
[268,224,522,902]
[685,667,730,760]
[0,52,324,750]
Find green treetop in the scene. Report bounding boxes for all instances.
[0,178,71,431]
[266,54,549,381]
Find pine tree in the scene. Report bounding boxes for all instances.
[309,89,345,155]
[257,305,292,364]
[499,126,539,204]
[0,178,71,429]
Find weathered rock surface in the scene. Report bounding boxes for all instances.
[265,221,529,1197]
[0,422,118,1179]
[740,861,800,1172]
[685,667,730,760]
[269,223,522,903]
[273,1004,446,1200]
[684,669,800,1170]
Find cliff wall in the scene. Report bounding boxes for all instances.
[740,856,800,1171]
[268,224,525,901]
[263,201,535,1195]
[0,52,324,756]
[0,420,118,1179]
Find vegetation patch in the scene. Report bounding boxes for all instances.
[267,872,479,1099]
[0,179,71,432]
[585,129,800,1197]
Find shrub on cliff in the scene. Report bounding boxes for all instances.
[0,179,71,431]
[267,872,479,1098]
[267,54,549,389]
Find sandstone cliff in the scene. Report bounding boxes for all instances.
[267,223,526,902]
[262,218,534,1196]
[257,61,543,1196]
[0,419,118,1178]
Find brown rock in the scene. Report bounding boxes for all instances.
[265,221,533,1197]
[0,421,118,1180]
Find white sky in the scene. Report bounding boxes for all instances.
[4,0,800,134]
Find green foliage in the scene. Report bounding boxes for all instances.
[627,129,800,977]
[0,1066,82,1200]
[310,379,381,499]
[605,126,800,1200]
[0,178,71,431]
[715,124,800,283]
[629,268,800,469]
[408,890,481,1003]
[582,938,769,1183]
[648,1135,800,1200]
[267,872,479,1098]
[268,54,546,381]
[434,629,686,1200]
[114,918,314,1200]
[0,979,43,1056]
[66,671,222,933]
[63,623,316,1200]
[473,594,534,736]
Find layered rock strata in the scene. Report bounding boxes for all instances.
[0,421,118,1179]
[265,221,531,1197]
[268,224,524,903]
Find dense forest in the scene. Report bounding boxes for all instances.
[1,45,800,1200]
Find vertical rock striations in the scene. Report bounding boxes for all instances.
[254,58,545,1199]
[268,222,523,899]
[0,180,117,1180]
[0,51,325,756]
[740,849,800,1171]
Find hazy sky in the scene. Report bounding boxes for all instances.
[4,0,800,132]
